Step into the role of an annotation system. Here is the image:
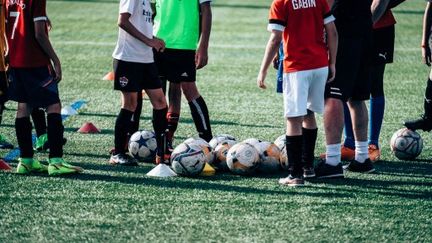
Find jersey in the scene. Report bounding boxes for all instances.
[332,0,373,37]
[153,0,211,50]
[0,0,7,71]
[6,0,50,68]
[268,0,334,73]
[112,0,154,63]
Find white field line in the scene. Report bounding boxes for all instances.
[55,40,419,52]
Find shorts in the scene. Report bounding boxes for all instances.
[154,48,196,83]
[0,71,8,104]
[8,66,60,108]
[283,66,328,118]
[325,35,373,102]
[113,59,162,92]
[372,25,395,64]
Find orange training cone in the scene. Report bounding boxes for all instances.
[0,159,12,171]
[102,71,114,81]
[77,122,100,134]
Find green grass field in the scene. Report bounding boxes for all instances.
[0,0,431,242]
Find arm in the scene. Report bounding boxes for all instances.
[34,21,61,82]
[257,30,282,89]
[196,2,212,69]
[371,0,390,24]
[117,13,165,51]
[423,1,432,66]
[324,21,338,82]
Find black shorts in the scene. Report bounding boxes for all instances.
[113,59,162,92]
[372,25,395,64]
[8,66,60,108]
[325,35,373,102]
[154,49,196,83]
[0,71,8,104]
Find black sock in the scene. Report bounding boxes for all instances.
[302,128,317,168]
[286,135,303,178]
[47,113,64,158]
[189,96,212,142]
[424,79,432,119]
[166,112,179,143]
[15,117,33,158]
[132,92,143,134]
[153,107,168,156]
[114,109,134,154]
[31,108,47,137]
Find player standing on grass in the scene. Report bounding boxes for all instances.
[404,0,432,131]
[257,0,338,186]
[315,0,389,178]
[153,0,213,151]
[6,0,83,175]
[110,0,169,165]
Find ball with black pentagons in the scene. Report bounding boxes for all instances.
[128,130,157,161]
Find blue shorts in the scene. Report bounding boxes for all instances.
[8,66,60,108]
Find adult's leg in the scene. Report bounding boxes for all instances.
[347,99,369,163]
[323,97,344,165]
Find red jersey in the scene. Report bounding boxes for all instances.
[6,0,50,68]
[268,0,334,73]
[373,10,396,29]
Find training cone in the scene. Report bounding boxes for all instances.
[61,105,78,116]
[146,164,177,177]
[200,163,216,176]
[0,159,12,171]
[102,71,114,81]
[77,122,100,133]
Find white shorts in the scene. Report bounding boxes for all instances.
[283,66,328,118]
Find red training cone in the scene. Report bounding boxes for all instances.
[77,122,100,133]
[102,71,114,81]
[0,159,12,171]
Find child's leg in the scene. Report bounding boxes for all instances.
[343,102,355,149]
[31,108,47,138]
[15,103,33,159]
[131,91,143,134]
[167,82,182,146]
[285,116,303,178]
[114,92,137,155]
[369,63,386,147]
[302,110,317,169]
[146,88,168,157]
[46,103,63,159]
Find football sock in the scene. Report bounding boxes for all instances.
[189,96,212,142]
[355,141,368,163]
[285,135,303,178]
[424,78,432,118]
[325,143,341,166]
[369,96,385,147]
[301,127,317,168]
[15,117,33,158]
[114,109,134,155]
[47,113,64,158]
[343,103,355,149]
[132,91,143,134]
[152,107,168,156]
[31,108,47,137]
[166,112,179,143]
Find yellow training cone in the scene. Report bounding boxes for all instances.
[200,163,216,176]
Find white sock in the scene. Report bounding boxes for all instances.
[355,141,368,163]
[326,143,341,166]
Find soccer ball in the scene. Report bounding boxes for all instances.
[209,134,236,149]
[211,140,237,171]
[390,128,423,160]
[274,134,286,150]
[254,141,281,173]
[184,137,215,164]
[128,130,157,161]
[227,142,260,175]
[279,148,290,171]
[171,143,206,176]
[242,138,262,147]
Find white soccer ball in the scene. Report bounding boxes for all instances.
[211,140,237,171]
[390,128,423,160]
[209,134,236,149]
[274,134,286,150]
[254,141,281,173]
[227,142,260,175]
[171,143,206,176]
[279,147,289,171]
[184,137,215,164]
[128,130,157,161]
[242,138,262,147]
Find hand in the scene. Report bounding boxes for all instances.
[257,71,267,89]
[327,64,336,83]
[422,46,431,66]
[149,37,165,52]
[272,55,280,70]
[195,46,208,69]
[52,60,62,83]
